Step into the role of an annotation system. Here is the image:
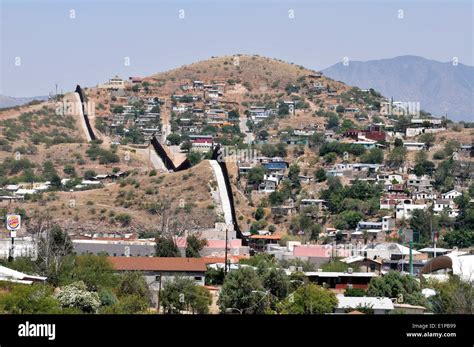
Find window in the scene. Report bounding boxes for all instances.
[194,276,202,281]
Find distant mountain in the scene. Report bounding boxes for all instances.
[0,94,48,109]
[322,55,474,121]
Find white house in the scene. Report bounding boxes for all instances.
[403,142,426,151]
[395,203,427,220]
[441,189,462,201]
[433,199,459,218]
[413,190,437,201]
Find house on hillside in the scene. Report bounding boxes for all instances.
[395,203,427,220]
[441,189,462,201]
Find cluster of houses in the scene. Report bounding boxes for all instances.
[0,172,127,202]
[107,95,163,142]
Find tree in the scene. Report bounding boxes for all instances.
[254,206,265,221]
[117,272,150,298]
[430,276,473,314]
[260,267,290,301]
[314,167,326,182]
[73,255,118,291]
[288,163,300,187]
[42,160,58,181]
[180,140,192,152]
[322,261,352,272]
[185,234,208,258]
[247,166,265,187]
[50,174,62,189]
[104,295,149,314]
[334,211,363,230]
[444,229,474,248]
[418,133,436,148]
[218,267,266,314]
[32,219,74,286]
[167,133,182,146]
[344,288,366,297]
[278,284,337,314]
[55,281,101,313]
[387,146,407,167]
[228,110,239,119]
[394,138,403,147]
[160,277,211,314]
[155,235,180,257]
[278,103,289,116]
[187,151,203,166]
[367,271,428,306]
[63,164,76,177]
[326,113,340,129]
[0,283,61,314]
[84,170,97,180]
[335,105,345,113]
[361,148,384,164]
[409,209,435,244]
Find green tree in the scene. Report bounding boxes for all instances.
[394,138,403,147]
[167,133,182,145]
[367,271,428,306]
[387,146,407,167]
[42,160,58,181]
[278,284,337,314]
[73,255,118,291]
[334,211,363,230]
[418,133,436,148]
[218,267,266,314]
[430,276,473,314]
[0,283,61,314]
[314,167,326,182]
[117,272,150,298]
[361,147,384,164]
[84,170,97,180]
[155,235,180,257]
[255,206,265,221]
[160,277,210,314]
[247,166,265,186]
[326,113,340,129]
[185,234,207,258]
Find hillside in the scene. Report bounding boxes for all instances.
[323,55,474,121]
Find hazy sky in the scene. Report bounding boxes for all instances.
[1,0,473,97]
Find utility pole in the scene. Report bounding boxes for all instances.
[224,228,229,276]
[409,240,413,275]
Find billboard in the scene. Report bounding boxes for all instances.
[6,214,21,231]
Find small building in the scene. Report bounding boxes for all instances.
[335,295,394,315]
[305,271,377,290]
[403,142,426,151]
[441,189,462,201]
[108,256,207,287]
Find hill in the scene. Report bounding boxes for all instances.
[323,55,474,121]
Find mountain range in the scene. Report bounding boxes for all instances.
[0,94,48,109]
[323,55,474,121]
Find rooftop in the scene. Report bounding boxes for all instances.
[107,257,208,272]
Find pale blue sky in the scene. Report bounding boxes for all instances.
[1,0,473,97]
